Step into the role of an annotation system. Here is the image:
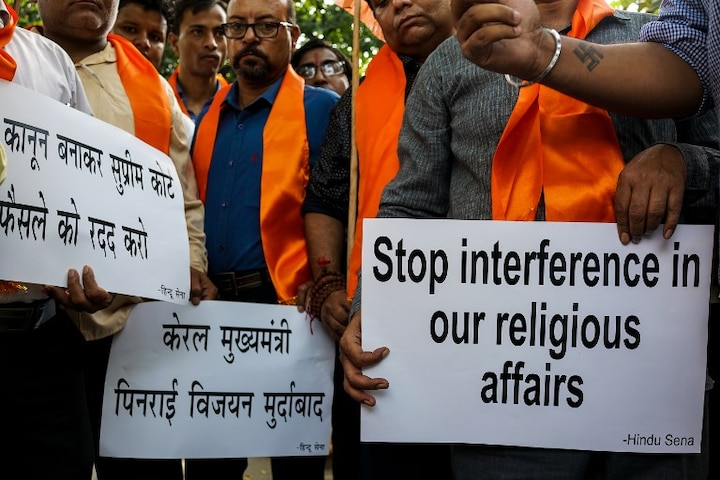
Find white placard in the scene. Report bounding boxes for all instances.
[362,219,711,453]
[0,81,189,302]
[100,301,335,458]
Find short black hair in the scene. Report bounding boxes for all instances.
[170,0,227,35]
[291,38,352,81]
[118,0,171,22]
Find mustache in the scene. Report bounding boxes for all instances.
[232,46,269,65]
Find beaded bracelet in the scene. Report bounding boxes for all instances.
[308,272,346,318]
[504,28,562,88]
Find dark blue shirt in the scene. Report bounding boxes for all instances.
[176,78,224,122]
[193,72,338,275]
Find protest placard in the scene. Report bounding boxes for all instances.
[0,81,189,302]
[100,301,335,458]
[361,219,712,453]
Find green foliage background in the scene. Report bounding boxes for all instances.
[10,0,383,78]
[9,0,659,77]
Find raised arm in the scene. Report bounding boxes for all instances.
[452,0,703,118]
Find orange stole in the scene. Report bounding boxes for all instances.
[192,69,310,302]
[168,67,229,117]
[0,3,18,81]
[108,34,171,154]
[491,0,624,222]
[347,45,406,297]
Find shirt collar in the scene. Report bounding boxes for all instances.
[175,75,225,102]
[76,40,116,66]
[224,70,286,111]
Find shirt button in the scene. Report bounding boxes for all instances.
[228,160,235,167]
[237,123,244,130]
[218,245,225,252]
[221,201,228,208]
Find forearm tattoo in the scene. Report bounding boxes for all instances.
[573,41,604,72]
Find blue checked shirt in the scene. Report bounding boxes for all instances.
[640,0,720,119]
[640,0,720,290]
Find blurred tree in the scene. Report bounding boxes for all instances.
[296,0,382,74]
[610,0,660,13]
[10,0,40,26]
[12,0,381,78]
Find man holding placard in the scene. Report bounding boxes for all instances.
[36,0,215,478]
[0,1,96,477]
[340,0,719,478]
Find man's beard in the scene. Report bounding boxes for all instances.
[233,47,270,81]
[236,62,270,81]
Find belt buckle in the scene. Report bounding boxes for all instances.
[233,271,263,291]
[213,272,234,293]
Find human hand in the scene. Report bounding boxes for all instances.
[296,280,313,313]
[615,144,686,244]
[190,267,218,304]
[319,290,350,341]
[453,0,548,80]
[339,312,390,406]
[43,265,114,313]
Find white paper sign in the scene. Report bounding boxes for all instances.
[0,81,189,302]
[361,219,711,453]
[100,301,335,458]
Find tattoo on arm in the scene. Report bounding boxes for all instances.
[573,42,604,72]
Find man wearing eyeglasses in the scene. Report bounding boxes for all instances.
[189,0,338,479]
[292,38,351,95]
[301,0,456,479]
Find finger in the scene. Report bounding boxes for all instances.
[42,285,71,306]
[323,315,346,342]
[455,3,521,36]
[663,184,684,239]
[451,0,475,22]
[643,186,668,234]
[189,268,202,305]
[614,174,632,245]
[81,266,114,310]
[65,273,96,312]
[296,282,311,313]
[202,275,219,300]
[342,375,377,406]
[340,354,389,406]
[627,188,650,244]
[65,268,92,309]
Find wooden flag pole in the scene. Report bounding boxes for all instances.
[346,0,361,276]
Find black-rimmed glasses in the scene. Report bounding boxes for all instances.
[295,60,346,80]
[220,21,293,39]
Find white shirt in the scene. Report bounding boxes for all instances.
[1,1,92,302]
[4,30,92,112]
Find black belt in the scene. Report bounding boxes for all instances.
[0,299,56,333]
[210,269,273,299]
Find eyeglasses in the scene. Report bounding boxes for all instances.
[295,60,346,80]
[220,21,293,39]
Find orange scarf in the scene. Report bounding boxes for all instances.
[491,0,624,222]
[0,3,18,81]
[168,67,229,117]
[192,69,310,302]
[348,45,406,296]
[108,34,171,154]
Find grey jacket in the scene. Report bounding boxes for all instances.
[351,10,720,314]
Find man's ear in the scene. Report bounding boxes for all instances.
[168,31,179,55]
[289,24,300,52]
